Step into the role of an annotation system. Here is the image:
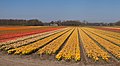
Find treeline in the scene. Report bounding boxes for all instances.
[47,20,83,26]
[0,19,120,26]
[115,21,120,26]
[0,19,83,26]
[0,19,43,26]
[47,20,120,26]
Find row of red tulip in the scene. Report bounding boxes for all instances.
[7,28,70,55]
[0,27,63,42]
[0,28,67,51]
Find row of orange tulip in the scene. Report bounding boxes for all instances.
[0,28,67,46]
[0,28,67,50]
[7,28,70,54]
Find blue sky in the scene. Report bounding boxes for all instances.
[0,0,120,22]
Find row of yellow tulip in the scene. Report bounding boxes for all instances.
[37,28,74,55]
[82,27,120,59]
[0,28,68,46]
[84,28,120,46]
[56,28,80,61]
[0,28,66,51]
[7,28,71,54]
[91,28,120,40]
[79,28,110,61]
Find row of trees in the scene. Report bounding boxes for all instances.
[0,19,120,26]
[115,21,120,26]
[48,20,120,26]
[0,19,84,26]
[0,19,43,26]
[48,20,85,26]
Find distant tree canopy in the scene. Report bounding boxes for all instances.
[115,21,120,26]
[61,20,82,26]
[0,19,120,26]
[41,20,120,26]
[27,19,43,26]
[0,19,43,26]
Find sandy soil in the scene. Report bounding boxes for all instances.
[0,51,119,66]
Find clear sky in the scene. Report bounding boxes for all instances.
[0,0,120,22]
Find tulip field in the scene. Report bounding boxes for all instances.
[0,26,120,65]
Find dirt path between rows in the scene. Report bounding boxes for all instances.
[0,51,119,66]
[0,52,83,66]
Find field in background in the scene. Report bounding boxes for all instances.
[95,27,120,33]
[0,26,120,66]
[0,26,65,42]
